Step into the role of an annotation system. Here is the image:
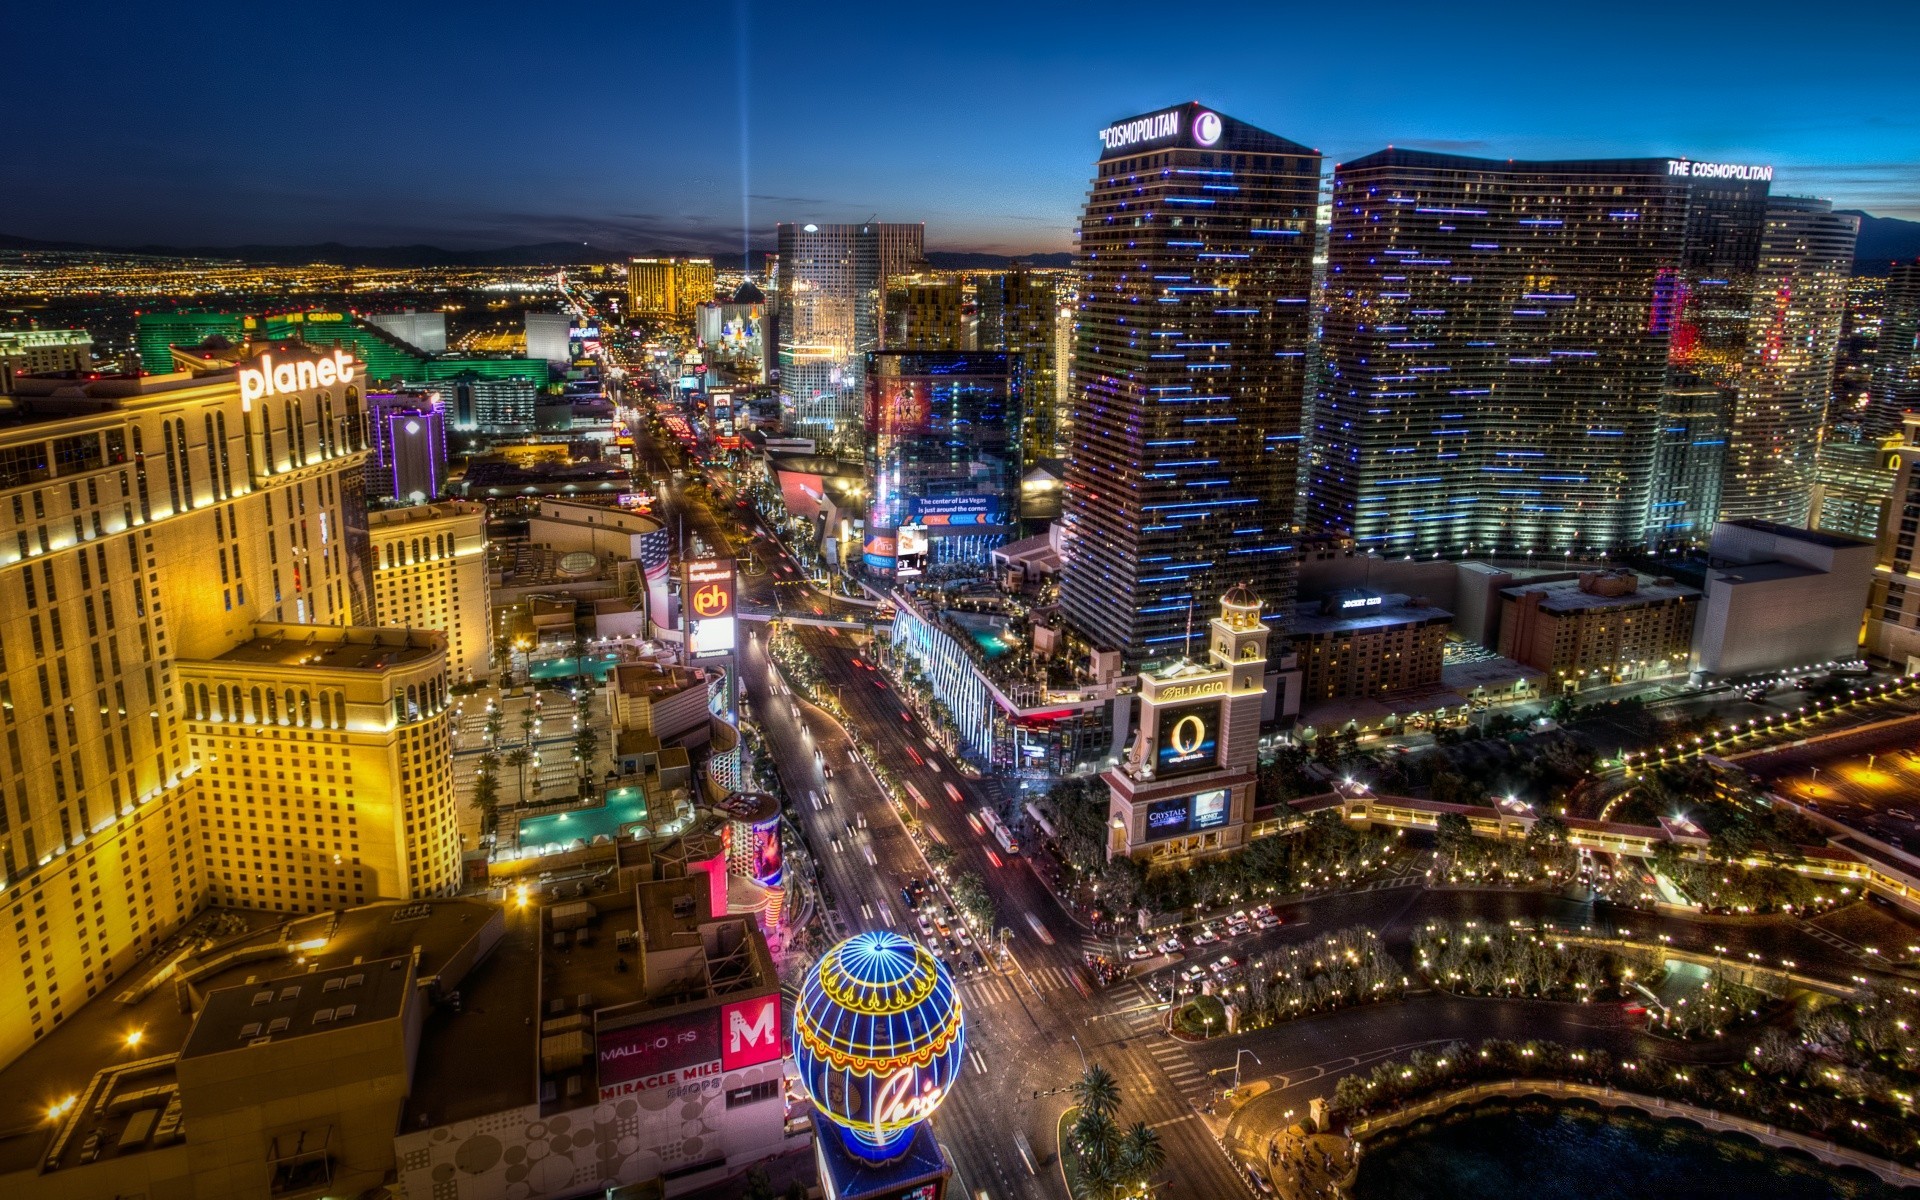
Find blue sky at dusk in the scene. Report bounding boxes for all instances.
[11,0,1918,252]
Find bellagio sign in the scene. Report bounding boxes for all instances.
[237,350,358,409]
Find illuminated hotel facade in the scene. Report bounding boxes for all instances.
[367,501,492,682]
[1062,102,1320,662]
[627,256,716,320]
[0,352,462,1069]
[1308,152,1778,557]
[1721,198,1858,525]
[774,221,925,443]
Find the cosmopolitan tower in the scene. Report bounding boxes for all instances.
[1062,103,1319,663]
[1308,151,1776,557]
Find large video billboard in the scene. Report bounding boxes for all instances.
[1154,700,1220,778]
[1142,787,1230,842]
[751,817,783,887]
[685,559,736,659]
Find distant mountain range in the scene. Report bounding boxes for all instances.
[0,233,1073,272]
[4,217,1910,274]
[1839,213,1920,275]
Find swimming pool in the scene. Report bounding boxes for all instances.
[512,785,648,854]
[945,611,1013,660]
[527,652,624,682]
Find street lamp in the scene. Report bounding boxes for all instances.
[1232,1048,1261,1092]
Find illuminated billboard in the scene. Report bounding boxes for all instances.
[895,524,928,578]
[597,992,783,1102]
[1154,700,1220,778]
[597,1011,720,1099]
[913,495,1004,528]
[685,559,736,659]
[751,817,783,887]
[1143,787,1230,842]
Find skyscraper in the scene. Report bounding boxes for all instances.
[1061,103,1319,662]
[1720,198,1858,525]
[626,257,716,319]
[1309,151,1773,557]
[0,351,462,1069]
[862,351,1021,574]
[774,222,924,445]
[978,266,1063,465]
[1865,260,1920,437]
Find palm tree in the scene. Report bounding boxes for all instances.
[505,747,532,803]
[1117,1121,1166,1185]
[1072,1107,1121,1193]
[1072,1064,1121,1120]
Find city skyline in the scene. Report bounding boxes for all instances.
[7,1,1920,252]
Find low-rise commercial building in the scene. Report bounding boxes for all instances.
[1497,569,1699,694]
[1700,519,1873,677]
[1288,590,1451,706]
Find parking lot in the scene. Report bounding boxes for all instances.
[1741,720,1920,852]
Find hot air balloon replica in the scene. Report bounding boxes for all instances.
[792,929,965,1197]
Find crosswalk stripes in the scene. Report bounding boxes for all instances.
[1800,923,1870,959]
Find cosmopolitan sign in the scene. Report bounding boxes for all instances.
[237,350,356,410]
[1666,159,1773,182]
[1099,109,1181,153]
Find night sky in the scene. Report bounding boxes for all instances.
[12,0,1919,253]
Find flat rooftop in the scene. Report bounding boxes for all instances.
[1291,595,1452,636]
[1723,519,1872,549]
[210,626,444,670]
[180,955,411,1059]
[0,899,499,1176]
[1501,574,1700,612]
[1708,561,1824,585]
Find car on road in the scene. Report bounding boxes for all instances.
[1209,955,1240,978]
[1180,964,1207,984]
[900,710,914,724]
[1157,935,1184,954]
[823,765,833,780]
[955,926,973,947]
[1191,926,1221,947]
[1127,943,1157,961]
[1025,913,1057,945]
[900,885,917,909]
[944,782,963,804]
[917,913,935,937]
[1255,912,1282,930]
[906,746,924,767]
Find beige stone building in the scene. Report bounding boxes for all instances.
[0,351,468,1070]
[1498,569,1699,695]
[368,500,491,680]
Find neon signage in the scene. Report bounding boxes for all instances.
[1099,109,1181,152]
[238,350,356,410]
[1666,159,1772,182]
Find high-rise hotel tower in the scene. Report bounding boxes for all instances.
[1062,103,1319,662]
[1308,152,1782,557]
[0,350,463,1068]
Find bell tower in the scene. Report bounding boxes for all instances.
[1104,584,1271,863]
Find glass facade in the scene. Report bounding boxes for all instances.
[862,351,1021,572]
[1309,151,1771,558]
[1062,103,1319,661]
[775,222,923,446]
[1721,198,1858,525]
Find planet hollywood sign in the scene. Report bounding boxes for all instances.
[237,350,357,411]
[1666,159,1773,182]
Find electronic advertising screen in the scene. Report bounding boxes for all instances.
[1142,788,1230,842]
[751,817,783,887]
[1189,787,1229,832]
[685,559,736,659]
[1154,700,1220,778]
[597,1011,721,1100]
[895,524,929,578]
[913,494,1004,528]
[1143,795,1192,842]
